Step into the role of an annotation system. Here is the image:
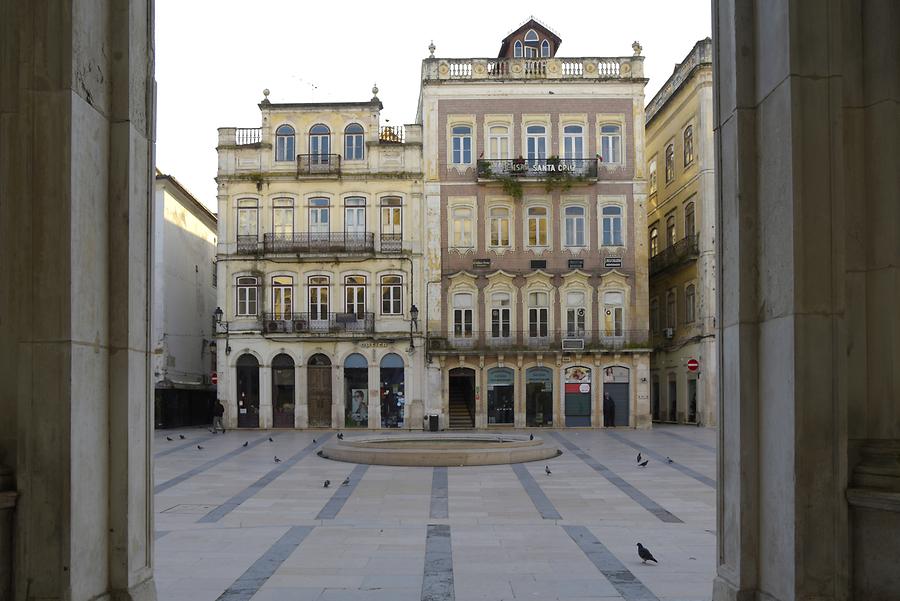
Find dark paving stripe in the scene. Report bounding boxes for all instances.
[656,428,717,453]
[511,463,562,520]
[422,524,455,601]
[563,525,660,601]
[549,432,682,524]
[154,435,272,494]
[315,463,369,520]
[155,435,213,458]
[215,525,313,601]
[607,431,716,489]
[198,434,333,523]
[430,467,449,519]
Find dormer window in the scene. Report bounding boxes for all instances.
[541,40,550,57]
[524,29,538,42]
[514,40,523,57]
[524,29,539,57]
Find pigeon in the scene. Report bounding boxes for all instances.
[323,480,331,488]
[337,433,344,440]
[636,452,642,463]
[274,456,281,463]
[529,434,534,441]
[268,437,274,442]
[341,477,350,486]
[666,456,673,464]
[166,436,173,441]
[545,465,552,476]
[637,543,658,564]
[179,434,185,440]
[242,441,248,447]
[312,438,317,444]
[197,445,204,450]
[639,459,649,467]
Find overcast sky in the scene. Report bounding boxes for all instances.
[156,0,712,210]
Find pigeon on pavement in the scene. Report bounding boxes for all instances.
[323,480,331,488]
[636,452,642,463]
[666,456,673,464]
[529,434,534,440]
[313,438,317,444]
[166,436,173,441]
[197,445,203,450]
[179,434,185,440]
[545,465,552,476]
[341,477,350,486]
[242,441,248,447]
[637,543,658,563]
[274,456,281,463]
[268,436,274,442]
[337,432,344,440]
[639,459,649,467]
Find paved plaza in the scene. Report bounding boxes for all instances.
[154,426,716,601]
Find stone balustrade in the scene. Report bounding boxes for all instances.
[422,56,644,82]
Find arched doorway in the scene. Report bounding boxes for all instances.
[487,367,514,425]
[344,353,368,428]
[651,374,661,421]
[271,354,295,428]
[448,367,475,429]
[526,367,553,427]
[380,353,405,428]
[307,354,332,427]
[236,354,260,428]
[564,366,592,427]
[604,366,630,427]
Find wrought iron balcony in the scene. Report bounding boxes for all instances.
[380,233,402,254]
[236,235,259,254]
[263,232,374,255]
[476,158,598,181]
[649,235,699,276]
[262,312,374,335]
[428,329,650,353]
[297,153,341,177]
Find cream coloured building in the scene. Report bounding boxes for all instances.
[644,38,717,426]
[419,19,652,429]
[214,90,427,430]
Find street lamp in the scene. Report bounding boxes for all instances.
[408,304,419,354]
[213,306,231,355]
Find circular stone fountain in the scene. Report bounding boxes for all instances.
[319,433,562,467]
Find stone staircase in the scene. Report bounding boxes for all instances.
[448,394,474,429]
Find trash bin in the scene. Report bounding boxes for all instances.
[427,414,439,432]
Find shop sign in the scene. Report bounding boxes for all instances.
[604,257,623,268]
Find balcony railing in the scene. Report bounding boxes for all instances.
[379,126,404,144]
[262,312,374,335]
[236,235,259,254]
[297,154,341,177]
[235,128,262,146]
[263,232,374,254]
[429,57,630,81]
[428,330,650,352]
[476,158,598,180]
[380,233,402,254]
[649,235,699,276]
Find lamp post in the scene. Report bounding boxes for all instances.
[408,304,419,353]
[213,306,231,355]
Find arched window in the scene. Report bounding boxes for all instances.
[683,125,694,166]
[527,206,548,246]
[236,276,259,316]
[344,123,364,161]
[600,124,622,163]
[528,291,549,338]
[491,292,511,338]
[488,125,510,160]
[564,206,585,247]
[666,288,677,329]
[685,284,696,323]
[489,206,510,247]
[451,206,473,247]
[649,227,659,257]
[604,291,625,337]
[563,125,583,160]
[540,39,551,57]
[523,29,539,57]
[566,290,586,337]
[451,125,472,164]
[526,125,547,162]
[649,158,658,194]
[381,275,402,315]
[602,205,623,246]
[271,276,293,319]
[344,275,366,317]
[650,297,660,333]
[666,213,676,247]
[514,40,523,57]
[524,29,539,42]
[452,292,473,337]
[275,124,295,162]
[665,143,675,182]
[684,201,696,238]
[309,123,330,157]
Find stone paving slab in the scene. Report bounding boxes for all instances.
[154,427,717,601]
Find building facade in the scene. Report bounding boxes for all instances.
[152,171,218,427]
[215,92,427,430]
[644,39,717,426]
[419,19,653,429]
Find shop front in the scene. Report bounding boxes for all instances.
[487,367,515,425]
[564,366,592,427]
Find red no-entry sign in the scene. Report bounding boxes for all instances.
[211,372,218,385]
[687,359,699,372]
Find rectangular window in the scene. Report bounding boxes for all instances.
[345,277,366,317]
[492,308,511,338]
[527,206,548,246]
[529,308,548,337]
[236,278,258,316]
[600,124,622,163]
[452,206,474,247]
[309,199,330,236]
[489,207,510,247]
[454,309,473,337]
[488,126,510,160]
[273,206,293,236]
[381,276,402,315]
[451,126,472,164]
[238,206,258,236]
[271,276,293,319]
[564,206,585,247]
[602,206,623,246]
[566,291,586,337]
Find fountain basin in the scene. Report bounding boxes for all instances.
[319,433,562,466]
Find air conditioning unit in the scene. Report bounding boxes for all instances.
[562,338,585,351]
[293,320,306,332]
[266,320,287,333]
[664,327,675,339]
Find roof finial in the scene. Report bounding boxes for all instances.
[371,83,379,99]
[428,40,436,58]
[261,88,270,105]
[632,41,642,56]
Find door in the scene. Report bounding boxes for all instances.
[668,375,678,422]
[307,354,332,427]
[345,204,365,247]
[272,353,295,428]
[604,366,631,427]
[448,368,475,428]
[236,354,260,428]
[564,366,592,427]
[526,367,553,427]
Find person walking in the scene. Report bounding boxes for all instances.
[212,399,225,433]
[603,392,616,428]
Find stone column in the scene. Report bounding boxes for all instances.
[368,360,381,430]
[553,356,563,428]
[514,357,526,428]
[295,361,308,429]
[259,363,272,429]
[475,358,487,429]
[332,364,343,429]
[0,1,158,598]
